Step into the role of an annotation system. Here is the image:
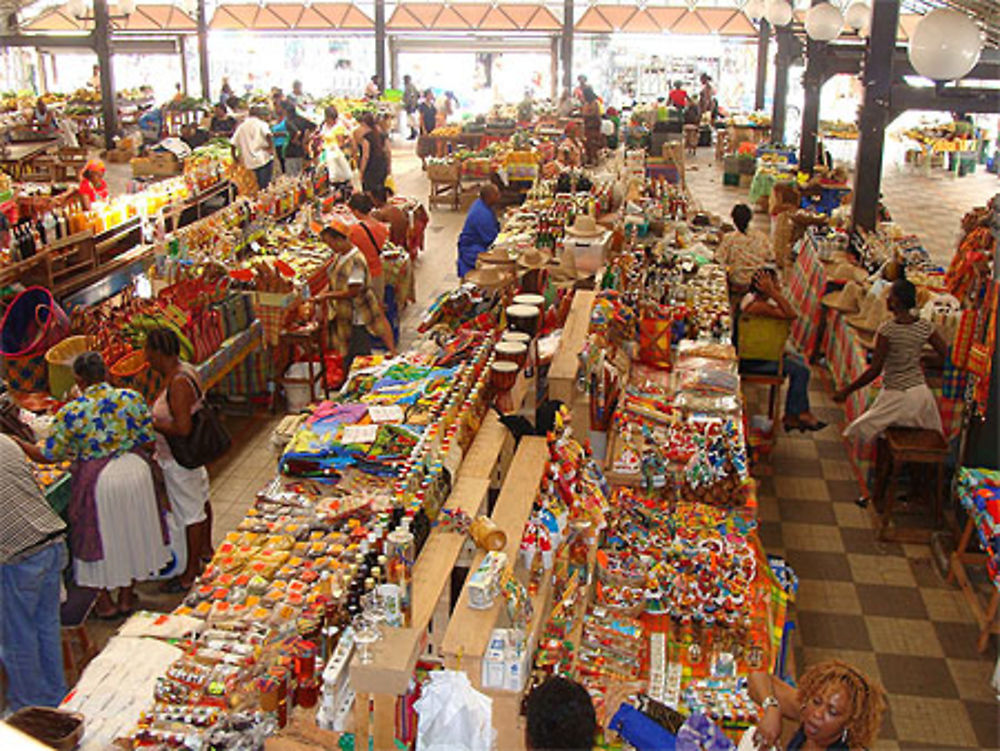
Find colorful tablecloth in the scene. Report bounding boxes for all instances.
[788,234,828,356]
[195,319,264,391]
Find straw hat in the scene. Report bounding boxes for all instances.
[565,214,603,238]
[516,247,553,271]
[821,280,863,315]
[477,247,515,266]
[845,293,891,333]
[463,266,515,290]
[826,263,868,285]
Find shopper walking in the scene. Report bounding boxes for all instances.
[835,278,948,442]
[698,73,717,122]
[456,183,501,278]
[668,80,690,109]
[316,220,396,372]
[280,100,316,177]
[358,111,389,194]
[15,352,170,619]
[580,86,602,165]
[715,203,774,293]
[418,90,437,136]
[740,267,826,432]
[0,433,68,711]
[347,193,387,303]
[231,106,275,190]
[145,328,211,594]
[403,75,420,140]
[749,660,886,751]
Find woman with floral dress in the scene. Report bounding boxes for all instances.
[16,352,170,619]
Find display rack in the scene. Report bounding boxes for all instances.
[549,290,595,407]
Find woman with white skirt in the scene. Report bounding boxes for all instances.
[834,279,949,490]
[145,327,212,593]
[16,352,170,619]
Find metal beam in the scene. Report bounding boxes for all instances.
[771,27,793,144]
[178,34,187,96]
[388,35,398,90]
[890,84,1000,117]
[0,33,94,48]
[851,0,900,232]
[561,0,573,93]
[197,0,210,101]
[799,0,825,172]
[374,0,386,89]
[93,0,118,150]
[755,19,770,110]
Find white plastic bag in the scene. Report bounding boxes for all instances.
[325,145,353,182]
[414,671,495,751]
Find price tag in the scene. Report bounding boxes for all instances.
[368,405,403,424]
[341,424,378,444]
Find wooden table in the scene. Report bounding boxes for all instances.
[0,140,57,178]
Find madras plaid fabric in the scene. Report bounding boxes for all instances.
[329,248,381,354]
[195,320,264,390]
[255,303,290,348]
[941,354,968,399]
[0,434,65,564]
[788,236,828,353]
[219,349,271,397]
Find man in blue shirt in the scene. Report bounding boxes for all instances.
[457,183,501,278]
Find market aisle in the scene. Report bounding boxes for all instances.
[680,166,1000,746]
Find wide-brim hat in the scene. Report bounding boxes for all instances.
[464,265,515,289]
[826,263,868,285]
[821,280,863,315]
[565,214,603,238]
[517,247,553,270]
[477,247,515,266]
[845,292,891,333]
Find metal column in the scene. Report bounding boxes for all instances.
[178,35,188,95]
[561,0,573,93]
[197,0,210,101]
[374,0,386,88]
[550,35,559,100]
[754,19,770,111]
[93,0,117,150]
[388,36,398,90]
[771,28,792,145]
[851,0,900,231]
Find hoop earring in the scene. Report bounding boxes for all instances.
[841,727,849,745]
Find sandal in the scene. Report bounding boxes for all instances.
[95,607,122,621]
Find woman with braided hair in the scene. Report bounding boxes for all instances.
[145,327,212,593]
[749,660,887,750]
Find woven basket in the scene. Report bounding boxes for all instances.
[109,350,162,402]
[46,335,90,400]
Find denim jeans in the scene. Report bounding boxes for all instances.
[783,352,811,417]
[253,160,274,190]
[0,540,68,710]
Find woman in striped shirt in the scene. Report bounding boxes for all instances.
[834,278,948,443]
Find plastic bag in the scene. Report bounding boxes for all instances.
[414,671,495,751]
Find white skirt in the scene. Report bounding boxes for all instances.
[75,453,172,590]
[160,458,209,527]
[842,383,944,444]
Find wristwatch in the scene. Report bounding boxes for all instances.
[761,696,780,711]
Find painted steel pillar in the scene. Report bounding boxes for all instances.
[754,19,769,111]
[93,0,117,150]
[851,0,900,231]
[197,0,210,101]
[561,0,573,93]
[771,28,792,145]
[375,0,386,89]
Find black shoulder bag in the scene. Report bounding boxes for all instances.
[166,373,232,469]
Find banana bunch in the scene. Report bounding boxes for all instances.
[121,306,195,361]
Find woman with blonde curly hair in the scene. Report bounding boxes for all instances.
[749,660,887,750]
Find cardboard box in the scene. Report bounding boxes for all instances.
[131,153,181,177]
[103,148,132,164]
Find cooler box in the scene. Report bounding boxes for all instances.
[566,231,612,276]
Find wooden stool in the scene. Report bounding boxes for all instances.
[279,322,329,410]
[871,427,949,543]
[61,586,98,686]
[947,515,1000,653]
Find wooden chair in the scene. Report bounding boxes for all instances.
[61,585,98,686]
[870,426,949,543]
[738,316,792,429]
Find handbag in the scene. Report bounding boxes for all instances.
[166,373,232,469]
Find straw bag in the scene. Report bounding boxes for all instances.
[638,304,674,369]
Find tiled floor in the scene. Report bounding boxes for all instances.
[92,140,1000,747]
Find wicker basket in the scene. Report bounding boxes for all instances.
[427,161,460,183]
[46,335,91,400]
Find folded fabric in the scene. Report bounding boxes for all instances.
[609,703,677,751]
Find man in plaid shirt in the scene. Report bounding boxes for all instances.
[0,433,68,710]
[317,219,396,371]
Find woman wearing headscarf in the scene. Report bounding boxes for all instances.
[15,352,170,619]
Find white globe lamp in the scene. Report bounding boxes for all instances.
[765,0,792,27]
[745,0,766,21]
[805,2,843,40]
[844,2,870,30]
[67,0,88,18]
[118,0,136,15]
[908,9,983,81]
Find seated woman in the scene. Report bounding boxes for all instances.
[716,203,774,294]
[78,159,109,208]
[749,660,887,750]
[741,268,826,432]
[834,278,947,442]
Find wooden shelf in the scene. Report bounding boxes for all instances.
[439,436,550,682]
[549,290,594,405]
